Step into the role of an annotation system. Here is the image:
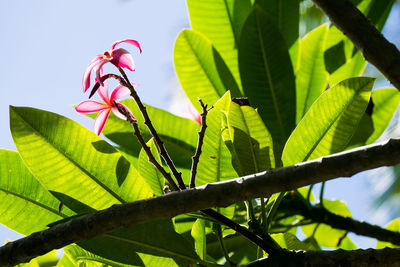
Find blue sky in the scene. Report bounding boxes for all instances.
[1,0,399,251]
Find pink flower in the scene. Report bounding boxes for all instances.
[75,81,135,135]
[83,39,142,92]
[182,102,201,124]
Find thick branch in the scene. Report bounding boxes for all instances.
[1,138,400,266]
[312,0,400,89]
[281,196,400,246]
[243,248,400,267]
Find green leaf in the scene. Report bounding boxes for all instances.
[295,24,328,122]
[59,245,136,267]
[17,250,58,267]
[282,77,374,166]
[348,88,400,149]
[87,99,198,183]
[174,29,241,112]
[271,232,316,250]
[186,0,247,89]
[363,0,395,31]
[191,219,207,260]
[302,200,352,248]
[10,106,152,211]
[196,92,238,186]
[239,6,296,156]
[329,51,366,86]
[255,0,299,48]
[79,219,200,266]
[138,138,164,196]
[0,149,74,235]
[225,101,275,175]
[376,218,400,249]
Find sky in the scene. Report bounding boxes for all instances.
[1,0,400,251]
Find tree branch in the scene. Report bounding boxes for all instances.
[1,138,400,266]
[311,0,400,89]
[243,247,400,267]
[280,195,400,246]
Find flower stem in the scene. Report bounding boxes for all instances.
[117,67,187,190]
[114,103,180,191]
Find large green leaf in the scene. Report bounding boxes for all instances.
[302,200,353,248]
[196,92,238,186]
[138,138,164,196]
[255,0,299,48]
[191,219,207,260]
[348,88,400,149]
[59,245,137,267]
[0,149,75,235]
[79,219,200,266]
[225,101,275,175]
[295,24,328,123]
[186,0,248,89]
[89,99,199,183]
[329,51,366,87]
[174,29,241,112]
[282,77,374,166]
[239,6,296,155]
[10,106,152,211]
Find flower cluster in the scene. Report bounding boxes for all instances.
[76,39,141,135]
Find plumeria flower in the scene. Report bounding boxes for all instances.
[75,81,135,135]
[182,102,201,124]
[83,39,142,92]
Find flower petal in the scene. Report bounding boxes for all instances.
[110,84,131,101]
[94,109,111,135]
[97,80,110,104]
[111,103,135,120]
[83,58,102,92]
[110,39,142,53]
[95,59,108,86]
[75,101,107,113]
[110,48,135,71]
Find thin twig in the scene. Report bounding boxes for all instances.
[189,98,213,188]
[201,209,281,255]
[115,102,180,192]
[117,67,186,190]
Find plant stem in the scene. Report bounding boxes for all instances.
[190,98,213,188]
[114,103,180,191]
[117,67,186,190]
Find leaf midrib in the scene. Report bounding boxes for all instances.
[302,89,364,162]
[12,109,126,205]
[183,32,223,98]
[255,11,285,139]
[301,32,325,117]
[0,188,67,219]
[103,233,200,264]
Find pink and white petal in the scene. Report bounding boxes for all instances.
[97,80,110,104]
[95,59,108,86]
[110,48,135,71]
[111,103,135,120]
[110,84,130,101]
[94,109,111,135]
[91,54,104,63]
[110,39,142,53]
[75,101,107,113]
[83,58,102,92]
